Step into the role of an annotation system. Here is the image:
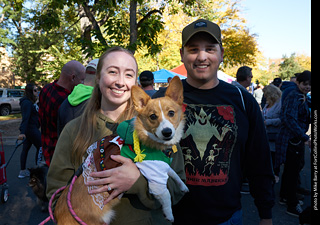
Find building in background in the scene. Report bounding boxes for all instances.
[0,47,24,88]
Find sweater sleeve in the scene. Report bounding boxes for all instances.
[125,144,187,209]
[46,122,77,200]
[243,92,275,219]
[19,99,32,134]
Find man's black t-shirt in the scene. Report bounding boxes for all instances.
[153,79,274,224]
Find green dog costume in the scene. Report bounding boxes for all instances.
[110,119,189,222]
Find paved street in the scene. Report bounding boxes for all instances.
[0,144,311,224]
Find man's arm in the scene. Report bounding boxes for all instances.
[243,91,275,220]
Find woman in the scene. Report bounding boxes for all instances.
[46,47,186,225]
[262,84,282,182]
[275,70,311,217]
[18,83,41,178]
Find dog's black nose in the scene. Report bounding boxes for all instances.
[162,128,172,138]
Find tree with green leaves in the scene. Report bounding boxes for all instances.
[35,0,166,57]
[278,53,302,81]
[1,0,261,84]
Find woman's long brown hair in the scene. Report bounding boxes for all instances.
[72,47,138,165]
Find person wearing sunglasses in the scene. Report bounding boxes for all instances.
[18,83,42,178]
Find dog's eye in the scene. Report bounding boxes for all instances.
[150,114,158,120]
[168,110,175,117]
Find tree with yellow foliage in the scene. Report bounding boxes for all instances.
[135,0,260,73]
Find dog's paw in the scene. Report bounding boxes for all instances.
[180,183,189,193]
[165,213,174,222]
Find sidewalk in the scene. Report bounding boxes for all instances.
[0,118,21,145]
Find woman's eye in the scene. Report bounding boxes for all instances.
[149,114,158,120]
[168,110,175,117]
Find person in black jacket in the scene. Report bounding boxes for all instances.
[18,83,41,178]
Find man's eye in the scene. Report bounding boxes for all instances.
[150,114,158,120]
[168,110,175,117]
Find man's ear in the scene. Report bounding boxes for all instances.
[180,48,184,63]
[131,85,151,111]
[220,46,224,63]
[165,76,184,105]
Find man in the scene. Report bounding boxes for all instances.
[39,60,85,166]
[139,70,157,97]
[153,19,274,225]
[231,66,253,91]
[57,59,99,135]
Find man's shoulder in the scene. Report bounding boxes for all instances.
[42,81,55,93]
[152,87,167,99]
[59,97,73,114]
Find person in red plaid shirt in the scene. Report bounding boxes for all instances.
[39,60,86,166]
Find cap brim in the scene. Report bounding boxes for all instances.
[183,30,220,46]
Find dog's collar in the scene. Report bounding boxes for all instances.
[133,129,177,163]
[99,137,107,170]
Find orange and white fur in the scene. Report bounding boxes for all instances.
[131,76,188,222]
[54,76,187,224]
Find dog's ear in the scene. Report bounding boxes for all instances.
[165,76,184,105]
[131,85,151,111]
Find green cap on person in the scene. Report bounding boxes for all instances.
[182,19,222,46]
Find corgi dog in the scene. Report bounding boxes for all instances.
[54,76,188,224]
[129,75,189,221]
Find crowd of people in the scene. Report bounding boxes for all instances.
[232,67,311,218]
[17,18,311,224]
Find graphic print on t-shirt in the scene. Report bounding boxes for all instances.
[181,104,238,186]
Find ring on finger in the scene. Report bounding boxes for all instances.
[107,185,112,192]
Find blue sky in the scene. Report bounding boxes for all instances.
[242,0,311,59]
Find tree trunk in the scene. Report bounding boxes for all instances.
[79,5,91,43]
[78,4,92,59]
[81,2,108,48]
[129,0,137,53]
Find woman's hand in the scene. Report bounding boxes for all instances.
[18,134,26,140]
[85,155,140,204]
